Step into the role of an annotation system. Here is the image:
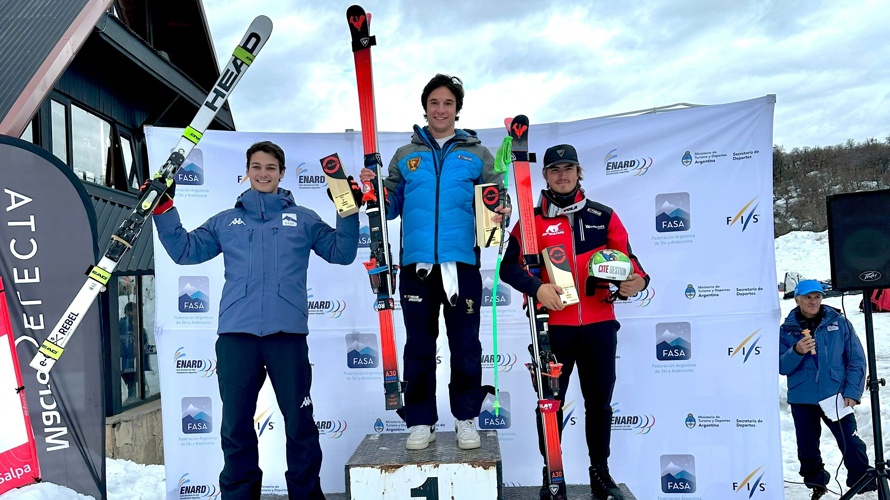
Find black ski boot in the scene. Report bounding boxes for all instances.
[590,463,623,499]
[810,485,827,500]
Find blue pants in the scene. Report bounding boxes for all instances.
[397,263,486,426]
[537,321,619,466]
[216,333,324,499]
[790,402,870,488]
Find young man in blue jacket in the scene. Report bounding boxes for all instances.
[153,141,360,499]
[779,279,876,499]
[360,74,510,451]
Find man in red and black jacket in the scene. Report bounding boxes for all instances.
[499,143,648,500]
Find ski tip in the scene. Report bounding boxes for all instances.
[250,15,274,33]
[503,117,512,130]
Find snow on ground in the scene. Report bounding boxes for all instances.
[2,231,888,499]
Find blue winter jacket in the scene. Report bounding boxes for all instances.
[154,188,358,336]
[779,305,866,405]
[383,125,503,266]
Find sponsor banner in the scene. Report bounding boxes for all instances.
[149,95,782,498]
[0,137,105,498]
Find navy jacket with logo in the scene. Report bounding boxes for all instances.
[779,305,866,405]
[154,188,358,336]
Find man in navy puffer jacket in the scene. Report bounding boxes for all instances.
[154,141,360,499]
[779,279,875,498]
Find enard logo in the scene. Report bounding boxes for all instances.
[173,348,216,377]
[175,149,204,185]
[293,162,325,189]
[176,473,220,499]
[179,276,210,313]
[316,418,348,438]
[346,333,379,369]
[660,454,696,493]
[610,402,656,434]
[656,322,692,361]
[604,149,654,176]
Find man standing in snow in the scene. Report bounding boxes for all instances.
[779,279,876,499]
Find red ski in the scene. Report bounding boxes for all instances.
[347,5,402,410]
[507,115,566,499]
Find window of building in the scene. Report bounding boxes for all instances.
[121,135,139,190]
[71,104,112,185]
[116,275,159,410]
[50,100,68,164]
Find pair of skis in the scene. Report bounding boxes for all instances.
[506,115,567,499]
[346,5,402,410]
[28,16,273,374]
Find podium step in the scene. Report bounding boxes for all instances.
[345,431,502,499]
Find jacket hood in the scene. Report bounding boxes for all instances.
[411,125,480,148]
[235,188,296,221]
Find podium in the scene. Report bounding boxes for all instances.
[345,431,502,500]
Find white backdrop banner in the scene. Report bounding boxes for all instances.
[148,94,781,499]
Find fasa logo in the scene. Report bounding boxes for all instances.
[254,407,275,437]
[655,192,691,232]
[175,149,204,185]
[346,333,379,369]
[479,392,510,429]
[728,329,762,363]
[359,224,371,248]
[656,322,692,361]
[176,473,219,499]
[727,197,760,231]
[660,454,696,493]
[604,149,654,176]
[482,270,511,306]
[179,276,210,313]
[293,162,326,189]
[733,466,767,497]
[173,348,216,377]
[181,397,212,434]
[316,418,348,438]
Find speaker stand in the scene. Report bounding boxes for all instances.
[840,294,890,499]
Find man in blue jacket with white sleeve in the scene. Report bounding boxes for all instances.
[779,279,876,499]
[153,141,361,499]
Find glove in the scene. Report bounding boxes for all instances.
[327,175,365,208]
[140,176,175,215]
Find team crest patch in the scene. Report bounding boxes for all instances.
[282,213,297,227]
[407,158,421,171]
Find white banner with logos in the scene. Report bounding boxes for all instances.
[149,95,782,499]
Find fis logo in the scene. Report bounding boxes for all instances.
[346,333,379,369]
[173,348,216,377]
[661,454,696,493]
[479,391,510,429]
[175,473,220,499]
[734,466,767,497]
[316,418,348,439]
[656,322,692,361]
[179,276,209,313]
[293,162,326,189]
[655,192,691,232]
[254,407,275,437]
[481,270,511,306]
[728,329,763,363]
[175,149,204,185]
[727,197,760,231]
[181,397,212,434]
[561,401,577,428]
[604,148,654,176]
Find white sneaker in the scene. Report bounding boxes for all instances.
[405,425,436,450]
[455,419,481,450]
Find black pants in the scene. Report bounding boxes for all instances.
[216,333,324,499]
[537,321,619,467]
[790,402,870,488]
[397,263,486,426]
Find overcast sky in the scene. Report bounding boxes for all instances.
[200,0,888,150]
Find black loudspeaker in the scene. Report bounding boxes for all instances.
[827,188,890,291]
